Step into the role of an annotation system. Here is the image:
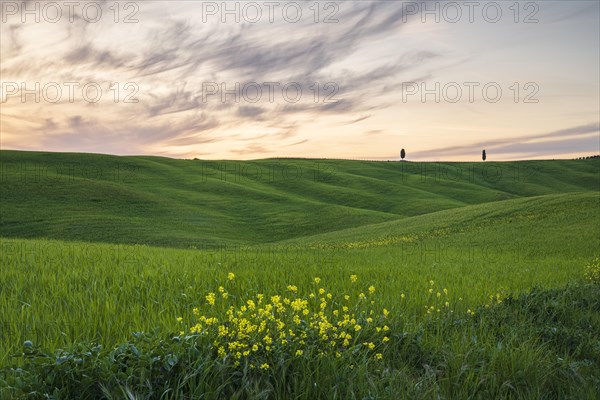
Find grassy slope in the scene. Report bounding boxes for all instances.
[287,191,600,249]
[0,191,597,362]
[1,150,598,248]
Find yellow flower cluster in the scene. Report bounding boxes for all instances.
[488,292,503,305]
[340,235,417,249]
[422,279,506,318]
[584,257,600,284]
[483,288,507,309]
[424,279,453,316]
[178,273,390,369]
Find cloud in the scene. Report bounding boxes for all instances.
[408,123,600,159]
[287,139,308,147]
[344,115,371,125]
[64,44,129,68]
[7,25,23,55]
[69,115,84,128]
[237,106,266,119]
[364,130,384,136]
[491,135,599,157]
[2,1,437,153]
[144,83,204,117]
[230,143,272,156]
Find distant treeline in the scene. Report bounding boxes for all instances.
[574,155,600,160]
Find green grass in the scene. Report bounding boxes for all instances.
[0,150,599,398]
[2,274,599,399]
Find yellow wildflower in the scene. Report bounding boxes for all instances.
[206,292,216,306]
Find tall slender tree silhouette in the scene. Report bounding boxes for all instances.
[401,148,406,160]
[482,149,487,161]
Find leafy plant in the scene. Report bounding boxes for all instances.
[584,257,600,284]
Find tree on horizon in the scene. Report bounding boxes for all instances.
[401,148,406,160]
[482,149,487,161]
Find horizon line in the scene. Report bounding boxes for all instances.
[1,148,599,163]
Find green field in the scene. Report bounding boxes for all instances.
[1,151,599,399]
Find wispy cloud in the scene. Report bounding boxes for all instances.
[407,123,600,160]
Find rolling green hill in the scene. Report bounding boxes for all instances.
[1,150,598,248]
[287,191,599,250]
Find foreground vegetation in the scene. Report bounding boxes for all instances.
[1,223,598,398]
[2,280,599,399]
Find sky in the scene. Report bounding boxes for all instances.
[0,0,599,161]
